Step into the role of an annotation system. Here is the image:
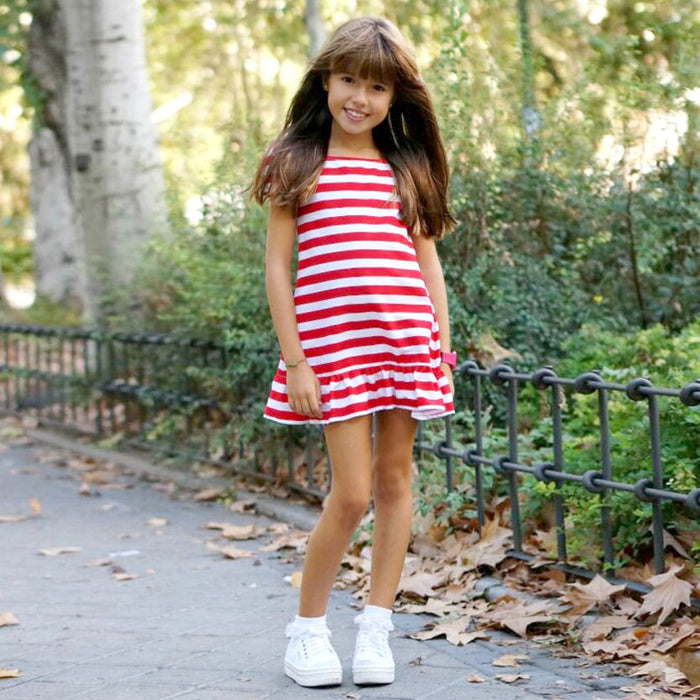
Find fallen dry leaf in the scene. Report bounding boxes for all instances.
[485,599,560,638]
[637,565,692,623]
[495,673,530,683]
[467,673,485,683]
[409,616,487,646]
[615,596,642,616]
[206,541,252,559]
[674,649,700,686]
[632,657,688,685]
[67,457,97,472]
[580,615,633,641]
[398,570,446,598]
[461,516,512,569]
[0,668,20,679]
[21,415,38,429]
[113,573,138,581]
[493,654,528,667]
[0,612,19,627]
[259,532,309,552]
[398,597,461,617]
[193,487,225,502]
[229,499,257,513]
[205,522,262,540]
[0,514,26,523]
[288,571,303,588]
[84,558,113,567]
[39,546,82,557]
[146,517,168,527]
[663,530,691,559]
[581,638,625,657]
[561,575,627,617]
[619,684,677,699]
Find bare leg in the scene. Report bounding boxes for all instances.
[368,409,417,608]
[298,414,372,617]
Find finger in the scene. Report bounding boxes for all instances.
[301,396,314,417]
[314,382,323,417]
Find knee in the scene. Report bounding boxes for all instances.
[373,463,412,507]
[327,491,371,529]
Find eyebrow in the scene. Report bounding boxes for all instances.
[338,71,390,86]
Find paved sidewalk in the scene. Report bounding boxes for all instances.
[0,440,629,699]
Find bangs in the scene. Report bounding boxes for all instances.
[329,34,397,85]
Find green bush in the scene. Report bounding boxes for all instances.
[470,321,698,566]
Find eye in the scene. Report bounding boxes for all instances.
[341,75,354,83]
[373,84,387,92]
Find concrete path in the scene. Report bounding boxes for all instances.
[0,439,629,699]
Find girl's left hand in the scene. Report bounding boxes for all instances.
[441,362,455,396]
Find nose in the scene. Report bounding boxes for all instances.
[350,84,369,106]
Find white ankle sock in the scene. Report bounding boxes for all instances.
[294,614,327,628]
[361,604,392,622]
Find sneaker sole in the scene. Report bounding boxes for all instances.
[353,666,395,685]
[285,660,342,687]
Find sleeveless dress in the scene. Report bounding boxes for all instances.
[264,155,454,425]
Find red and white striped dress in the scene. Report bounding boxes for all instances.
[264,155,454,425]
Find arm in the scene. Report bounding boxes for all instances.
[413,234,454,392]
[265,203,322,418]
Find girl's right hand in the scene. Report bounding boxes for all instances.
[286,362,323,419]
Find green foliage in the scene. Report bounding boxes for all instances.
[0,293,82,326]
[412,319,699,567]
[0,0,46,121]
[516,320,699,564]
[0,1,43,276]
[430,0,699,364]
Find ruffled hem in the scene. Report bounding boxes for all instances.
[264,363,454,426]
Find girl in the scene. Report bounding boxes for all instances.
[253,16,457,688]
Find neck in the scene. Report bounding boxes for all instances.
[327,123,378,158]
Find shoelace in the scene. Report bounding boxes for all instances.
[353,616,393,656]
[285,622,335,659]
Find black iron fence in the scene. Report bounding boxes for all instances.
[416,361,700,600]
[1,323,698,601]
[0,323,328,499]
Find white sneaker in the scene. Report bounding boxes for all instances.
[284,619,342,687]
[352,613,395,685]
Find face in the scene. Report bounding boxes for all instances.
[325,70,395,142]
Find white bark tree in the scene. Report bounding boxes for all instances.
[305,0,326,58]
[27,0,166,322]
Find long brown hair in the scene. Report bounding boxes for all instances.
[252,16,456,239]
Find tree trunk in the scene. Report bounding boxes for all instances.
[305,0,326,58]
[27,0,166,323]
[516,0,541,145]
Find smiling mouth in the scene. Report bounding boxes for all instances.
[344,108,368,122]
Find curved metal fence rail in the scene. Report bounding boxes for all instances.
[1,323,698,602]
